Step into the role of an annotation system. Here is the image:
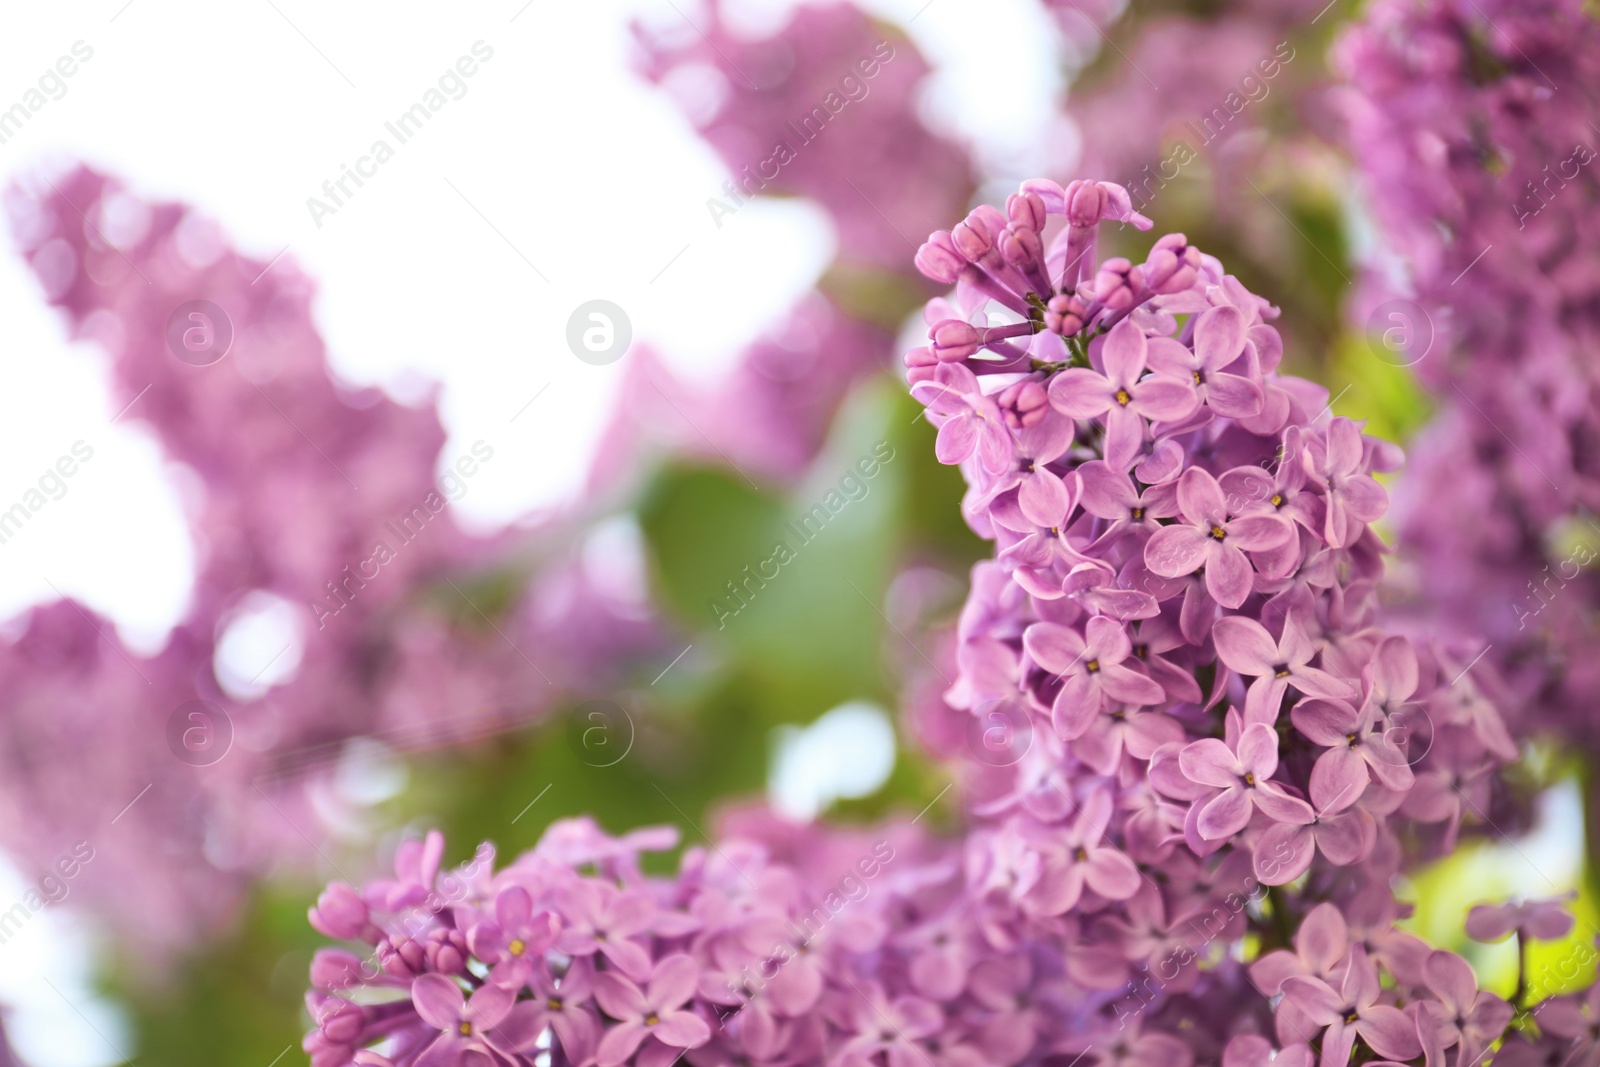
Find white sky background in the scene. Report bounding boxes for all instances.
[0,1,1063,1061]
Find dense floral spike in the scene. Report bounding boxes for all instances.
[906,179,1580,1065]
[1334,0,1600,757]
[308,180,1599,1067]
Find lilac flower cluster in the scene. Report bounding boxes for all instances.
[907,180,1587,1063]
[1333,0,1600,755]
[304,818,953,1067]
[306,181,1600,1067]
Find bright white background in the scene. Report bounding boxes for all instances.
[0,1,1063,1061]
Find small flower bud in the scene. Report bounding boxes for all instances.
[308,883,371,941]
[1095,257,1143,310]
[915,231,964,284]
[1045,294,1088,336]
[931,320,981,362]
[999,379,1050,430]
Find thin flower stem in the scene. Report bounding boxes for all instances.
[1583,759,1600,917]
[1514,931,1528,1008]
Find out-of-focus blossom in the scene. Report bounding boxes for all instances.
[0,168,671,956]
[1335,0,1600,754]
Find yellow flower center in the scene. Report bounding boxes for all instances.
[1085,659,1101,673]
[1210,525,1227,540]
[509,938,526,956]
[1115,389,1132,406]
[460,1021,474,1035]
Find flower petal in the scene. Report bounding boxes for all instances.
[1180,738,1242,788]
[1195,305,1246,370]
[1205,543,1256,609]
[1253,822,1314,886]
[1131,376,1199,422]
[593,972,649,1021]
[412,973,466,1030]
[1176,467,1228,526]
[1145,525,1210,577]
[1291,698,1360,746]
[1214,616,1280,675]
[1049,368,1116,418]
[1280,976,1343,1026]
[1024,621,1087,674]
[1357,1006,1423,1062]
[1100,319,1148,384]
[648,954,701,1012]
[595,1022,650,1067]
[652,1010,712,1049]
[1309,747,1370,814]
[1206,372,1265,418]
[1198,787,1253,840]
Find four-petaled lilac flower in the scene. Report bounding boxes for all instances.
[1179,720,1315,840]
[1077,460,1178,549]
[1223,1035,1313,1067]
[1250,901,1350,998]
[1301,418,1387,549]
[1464,895,1576,943]
[1073,1016,1194,1067]
[1414,950,1514,1067]
[1213,613,1357,725]
[1252,798,1376,886]
[1020,788,1142,915]
[593,954,713,1067]
[1024,616,1167,738]
[911,363,1013,473]
[1146,305,1263,419]
[1279,946,1422,1067]
[1049,319,1198,470]
[468,886,559,987]
[980,413,1078,527]
[554,884,657,980]
[1290,696,1414,812]
[1538,982,1600,1063]
[1145,467,1293,609]
[525,960,601,1067]
[968,956,1044,1066]
[833,982,943,1067]
[410,973,524,1067]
